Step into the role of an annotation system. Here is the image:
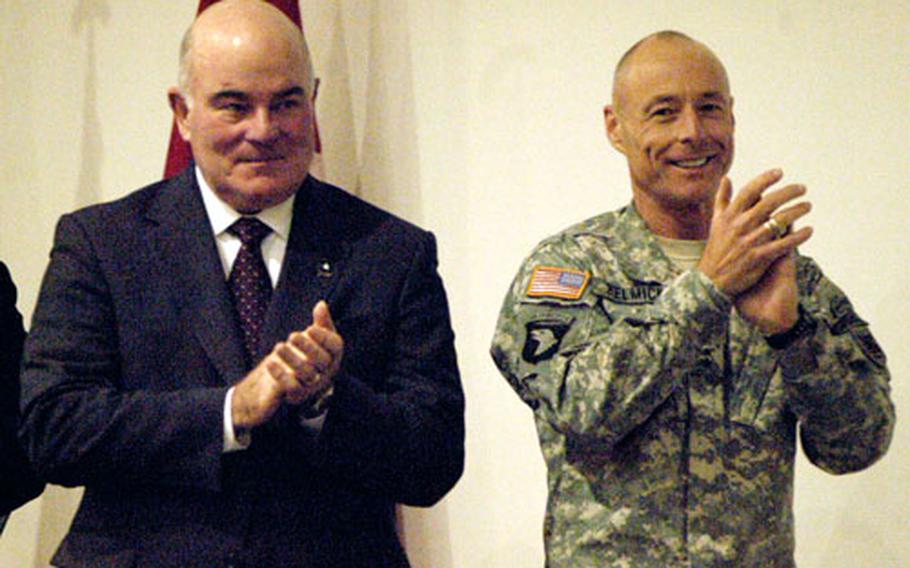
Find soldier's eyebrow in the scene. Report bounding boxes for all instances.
[274,86,306,99]
[699,91,728,103]
[643,95,678,113]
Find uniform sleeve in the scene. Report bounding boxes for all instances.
[779,258,894,474]
[490,235,731,447]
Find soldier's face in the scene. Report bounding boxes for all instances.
[606,40,734,212]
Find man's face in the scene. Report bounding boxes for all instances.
[171,32,315,213]
[606,40,734,213]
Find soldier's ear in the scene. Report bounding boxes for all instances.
[604,105,626,155]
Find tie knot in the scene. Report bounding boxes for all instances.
[228,217,272,246]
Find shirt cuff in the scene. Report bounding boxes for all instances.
[223,386,251,453]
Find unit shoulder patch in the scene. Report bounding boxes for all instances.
[522,319,573,363]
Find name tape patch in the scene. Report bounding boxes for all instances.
[603,282,664,305]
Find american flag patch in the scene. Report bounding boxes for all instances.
[526,266,590,300]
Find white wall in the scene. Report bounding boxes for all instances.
[1,1,907,566]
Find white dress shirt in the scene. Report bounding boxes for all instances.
[196,168,295,452]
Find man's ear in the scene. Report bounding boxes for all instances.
[603,105,626,155]
[167,87,191,142]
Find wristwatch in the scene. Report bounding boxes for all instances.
[766,305,817,349]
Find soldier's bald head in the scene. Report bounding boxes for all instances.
[611,31,730,115]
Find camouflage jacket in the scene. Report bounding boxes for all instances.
[490,204,894,567]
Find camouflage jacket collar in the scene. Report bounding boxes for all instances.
[593,202,681,284]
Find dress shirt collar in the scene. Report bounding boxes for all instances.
[195,167,295,240]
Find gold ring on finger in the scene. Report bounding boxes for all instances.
[764,216,788,240]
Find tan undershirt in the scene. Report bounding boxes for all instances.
[655,235,707,272]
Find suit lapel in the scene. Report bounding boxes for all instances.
[260,177,347,355]
[146,169,248,383]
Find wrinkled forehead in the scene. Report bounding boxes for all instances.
[613,39,730,110]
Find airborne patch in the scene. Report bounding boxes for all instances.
[522,319,572,363]
[526,266,590,300]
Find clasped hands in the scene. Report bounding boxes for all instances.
[697,169,813,335]
[232,300,344,430]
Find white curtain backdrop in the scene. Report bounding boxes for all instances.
[1,2,908,566]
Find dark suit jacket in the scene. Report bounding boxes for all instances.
[20,170,465,567]
[0,261,44,516]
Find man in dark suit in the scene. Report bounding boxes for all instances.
[19,1,464,566]
[0,261,43,533]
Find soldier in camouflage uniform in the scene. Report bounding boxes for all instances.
[490,31,894,567]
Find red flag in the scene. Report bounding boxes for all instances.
[163,0,314,178]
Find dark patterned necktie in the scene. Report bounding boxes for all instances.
[227,217,273,364]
